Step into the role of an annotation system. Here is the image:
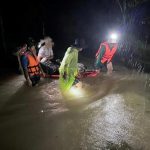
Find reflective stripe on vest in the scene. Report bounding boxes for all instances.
[96,42,118,64]
[26,52,40,76]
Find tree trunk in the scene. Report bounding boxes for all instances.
[116,0,126,25]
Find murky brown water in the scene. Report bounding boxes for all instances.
[0,66,150,150]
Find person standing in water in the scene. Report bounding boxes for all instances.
[95,33,119,75]
[59,39,85,93]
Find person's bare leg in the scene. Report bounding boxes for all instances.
[95,69,101,77]
[107,62,113,75]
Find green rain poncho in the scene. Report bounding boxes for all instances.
[59,47,78,92]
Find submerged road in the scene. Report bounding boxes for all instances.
[0,66,150,150]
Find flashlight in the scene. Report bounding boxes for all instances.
[38,40,45,48]
[69,86,84,97]
[38,43,41,48]
[110,33,118,40]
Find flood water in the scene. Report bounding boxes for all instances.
[0,65,150,150]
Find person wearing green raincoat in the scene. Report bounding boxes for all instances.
[59,39,85,93]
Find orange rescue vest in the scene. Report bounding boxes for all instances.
[25,52,40,77]
[96,42,118,63]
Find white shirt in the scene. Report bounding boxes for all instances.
[38,46,53,63]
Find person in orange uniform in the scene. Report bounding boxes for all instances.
[21,38,44,86]
[95,33,118,75]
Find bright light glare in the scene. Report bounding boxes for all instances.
[38,44,41,48]
[69,87,83,97]
[110,33,118,40]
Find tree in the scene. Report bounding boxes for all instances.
[116,0,147,25]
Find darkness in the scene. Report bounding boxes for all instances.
[0,0,120,49]
[0,0,150,74]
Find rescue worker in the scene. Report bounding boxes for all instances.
[59,39,85,93]
[95,33,118,75]
[15,43,27,75]
[21,38,44,86]
[37,36,59,75]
